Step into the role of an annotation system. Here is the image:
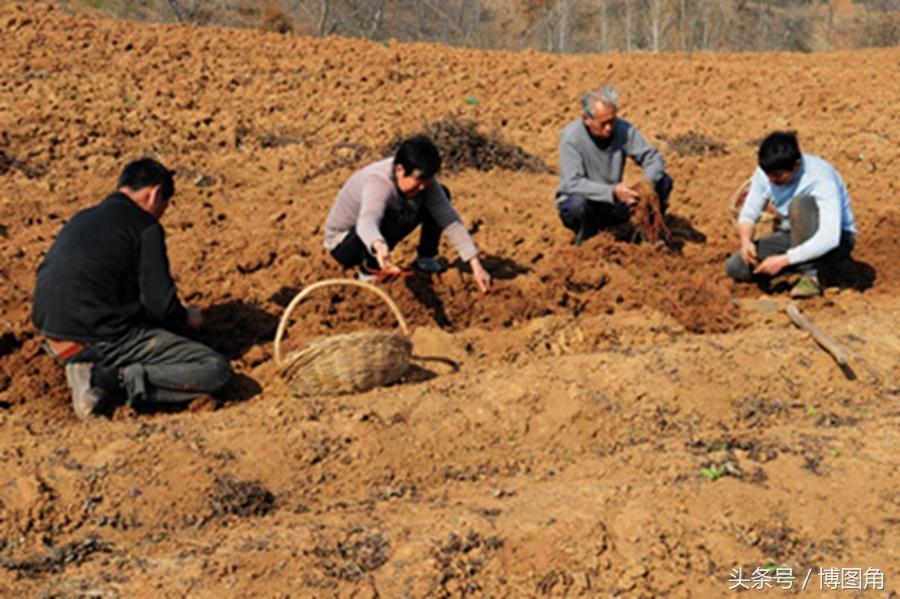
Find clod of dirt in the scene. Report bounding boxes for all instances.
[735,397,788,422]
[0,535,112,576]
[538,569,577,595]
[0,332,23,358]
[0,149,46,179]
[383,119,552,174]
[301,141,373,183]
[759,526,817,563]
[310,529,391,581]
[207,476,275,518]
[815,412,859,427]
[659,131,728,157]
[0,150,12,174]
[663,274,739,333]
[433,530,503,593]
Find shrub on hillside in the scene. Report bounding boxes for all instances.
[259,0,292,34]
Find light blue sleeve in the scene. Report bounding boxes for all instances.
[737,169,770,225]
[786,179,843,264]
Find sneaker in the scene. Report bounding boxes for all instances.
[64,363,104,420]
[413,256,446,274]
[790,275,822,299]
[356,267,375,283]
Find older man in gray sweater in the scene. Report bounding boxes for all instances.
[556,84,673,245]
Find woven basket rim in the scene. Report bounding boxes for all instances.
[729,177,775,223]
[274,278,410,367]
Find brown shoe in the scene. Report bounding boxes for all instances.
[64,363,104,420]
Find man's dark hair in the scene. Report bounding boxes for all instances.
[394,135,441,179]
[758,132,801,174]
[117,157,175,201]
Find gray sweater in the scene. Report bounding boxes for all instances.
[556,118,665,205]
[324,158,478,262]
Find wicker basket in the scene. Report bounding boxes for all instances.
[274,278,412,397]
[729,177,775,225]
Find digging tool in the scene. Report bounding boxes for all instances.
[784,302,849,367]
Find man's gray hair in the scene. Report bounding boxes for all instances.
[581,84,620,118]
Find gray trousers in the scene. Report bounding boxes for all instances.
[725,194,854,282]
[73,327,232,406]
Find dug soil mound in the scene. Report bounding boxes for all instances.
[1,3,899,597]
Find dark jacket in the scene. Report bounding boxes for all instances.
[32,192,187,343]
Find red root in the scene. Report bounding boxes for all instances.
[629,178,673,245]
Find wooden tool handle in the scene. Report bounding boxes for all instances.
[785,302,848,366]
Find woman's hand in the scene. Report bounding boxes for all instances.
[469,257,492,293]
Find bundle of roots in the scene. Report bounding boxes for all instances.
[629,178,672,245]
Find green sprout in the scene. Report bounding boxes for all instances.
[760,559,787,573]
[700,465,725,481]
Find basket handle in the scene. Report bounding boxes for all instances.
[274,278,410,366]
[728,177,752,214]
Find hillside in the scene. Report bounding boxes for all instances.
[1,3,899,596]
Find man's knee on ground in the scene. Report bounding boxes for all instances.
[725,252,753,282]
[557,195,587,231]
[198,350,233,393]
[788,194,817,224]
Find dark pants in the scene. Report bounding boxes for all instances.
[557,173,673,244]
[725,194,855,282]
[330,187,448,270]
[71,327,232,406]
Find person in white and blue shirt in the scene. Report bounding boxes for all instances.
[725,131,856,298]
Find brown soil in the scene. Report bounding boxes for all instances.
[1,3,899,597]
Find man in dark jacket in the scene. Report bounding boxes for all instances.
[32,158,231,419]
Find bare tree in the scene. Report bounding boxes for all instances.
[697,0,718,50]
[560,0,574,52]
[289,0,336,35]
[61,0,887,53]
[643,0,674,52]
[675,0,695,51]
[165,0,213,22]
[623,0,635,51]
[344,0,387,39]
[389,0,491,46]
[598,0,609,51]
[857,0,900,46]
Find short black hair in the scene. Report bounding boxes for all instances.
[117,157,175,201]
[394,135,441,180]
[758,132,801,174]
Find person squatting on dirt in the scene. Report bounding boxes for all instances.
[555,84,674,245]
[32,158,232,420]
[323,135,491,292]
[725,131,857,298]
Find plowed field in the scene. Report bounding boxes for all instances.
[1,3,898,596]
